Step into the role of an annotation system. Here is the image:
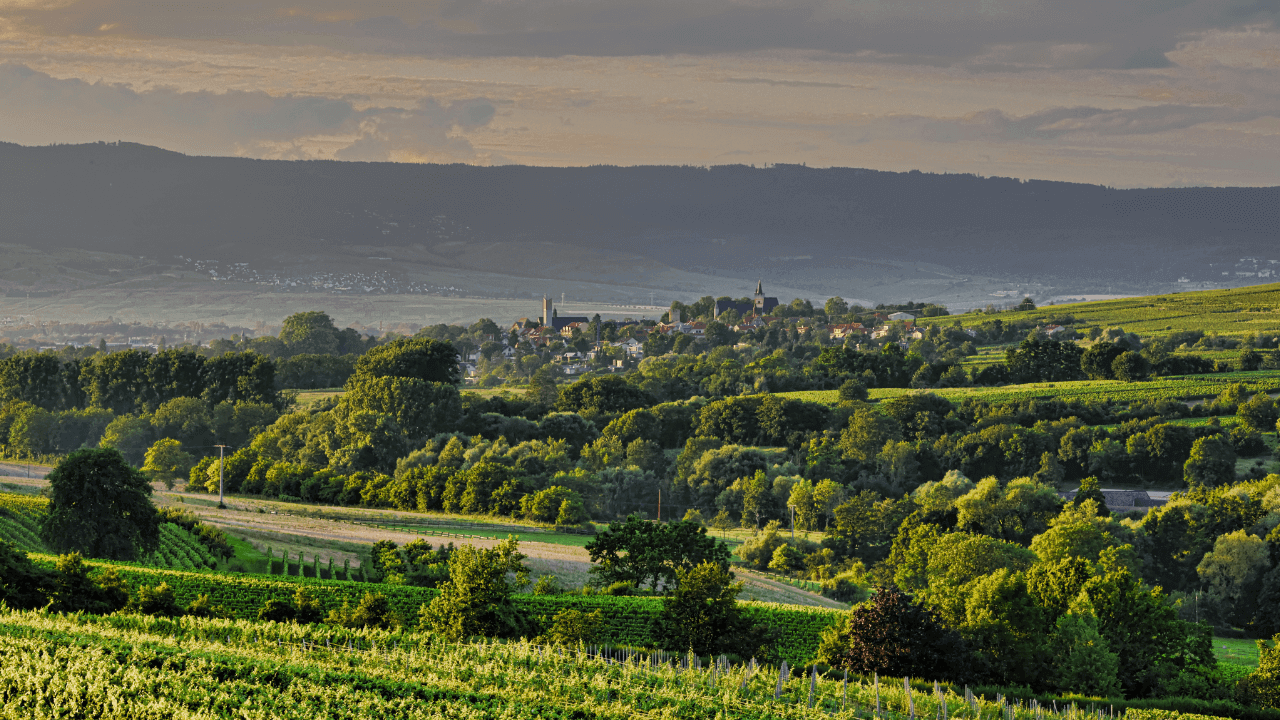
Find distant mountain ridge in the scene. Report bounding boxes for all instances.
[1,141,1277,292]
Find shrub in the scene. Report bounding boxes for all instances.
[126,583,183,617]
[540,608,605,646]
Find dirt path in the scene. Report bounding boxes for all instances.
[734,567,849,610]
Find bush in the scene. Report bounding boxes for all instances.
[126,583,182,617]
[257,598,295,623]
[540,608,605,646]
[738,521,787,570]
[328,592,400,629]
[186,594,230,618]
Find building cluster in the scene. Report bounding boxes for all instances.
[173,257,464,296]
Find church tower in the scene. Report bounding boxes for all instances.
[753,280,765,313]
[542,295,553,328]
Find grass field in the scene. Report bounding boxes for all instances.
[779,370,1280,406]
[291,388,345,407]
[1213,637,1262,668]
[919,282,1280,339]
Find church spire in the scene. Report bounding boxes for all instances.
[755,280,763,296]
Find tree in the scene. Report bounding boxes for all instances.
[825,297,850,317]
[41,447,160,560]
[1081,342,1125,381]
[816,585,972,682]
[1241,635,1280,710]
[141,438,194,491]
[1183,435,1236,488]
[1238,394,1280,432]
[420,536,529,641]
[1072,476,1109,516]
[1111,351,1150,382]
[584,516,730,591]
[837,379,868,403]
[340,375,462,441]
[838,406,902,463]
[0,540,52,609]
[1004,338,1085,383]
[0,352,69,410]
[652,561,753,656]
[556,375,652,415]
[279,311,340,355]
[1197,529,1271,614]
[201,351,277,407]
[98,413,156,466]
[1047,597,1122,696]
[355,337,462,385]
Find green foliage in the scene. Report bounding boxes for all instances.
[141,437,194,490]
[1185,436,1238,488]
[420,536,529,641]
[1240,635,1280,709]
[1048,598,1122,696]
[652,561,753,656]
[125,582,182,617]
[584,516,730,591]
[817,585,972,682]
[538,608,605,645]
[328,592,399,630]
[354,336,462,386]
[42,447,160,561]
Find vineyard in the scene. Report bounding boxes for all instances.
[916,283,1280,339]
[1,493,225,572]
[0,493,46,553]
[0,607,1223,720]
[780,370,1280,407]
[24,554,842,665]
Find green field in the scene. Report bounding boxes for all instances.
[1213,637,1263,668]
[919,282,1280,339]
[0,606,1066,720]
[780,370,1280,406]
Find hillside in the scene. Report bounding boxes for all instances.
[927,282,1280,339]
[2,141,1280,312]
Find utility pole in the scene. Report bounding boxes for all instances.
[214,445,229,508]
[789,505,795,540]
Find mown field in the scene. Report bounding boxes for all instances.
[919,283,1280,339]
[780,370,1280,406]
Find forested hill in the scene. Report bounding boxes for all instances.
[2,140,1278,283]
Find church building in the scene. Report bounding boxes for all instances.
[714,281,778,319]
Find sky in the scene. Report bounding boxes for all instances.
[2,0,1280,188]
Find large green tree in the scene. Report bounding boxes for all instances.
[816,585,973,682]
[355,337,461,385]
[584,515,730,591]
[420,536,529,641]
[652,561,754,656]
[41,447,160,560]
[279,311,341,356]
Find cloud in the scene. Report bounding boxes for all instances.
[861,104,1271,145]
[0,63,494,160]
[9,0,1280,67]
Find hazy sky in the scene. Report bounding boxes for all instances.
[3,0,1280,187]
